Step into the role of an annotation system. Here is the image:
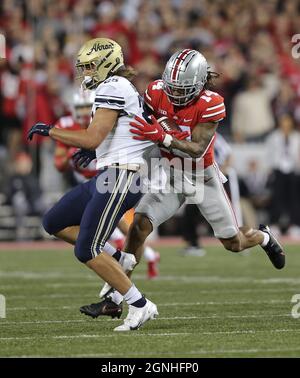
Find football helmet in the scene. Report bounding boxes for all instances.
[162,49,208,106]
[72,89,94,126]
[76,38,124,90]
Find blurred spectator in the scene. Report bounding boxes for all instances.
[239,160,271,228]
[5,151,45,239]
[231,73,278,142]
[0,0,299,145]
[0,61,22,157]
[274,79,298,120]
[266,113,300,235]
[0,0,300,239]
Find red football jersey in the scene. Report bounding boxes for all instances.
[54,116,98,180]
[144,80,226,168]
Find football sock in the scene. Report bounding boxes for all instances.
[112,249,122,261]
[261,232,270,247]
[102,242,123,262]
[109,290,124,305]
[123,284,146,307]
[143,246,156,262]
[103,242,117,257]
[109,227,124,241]
[131,296,147,308]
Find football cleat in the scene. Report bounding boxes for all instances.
[114,299,158,331]
[99,253,137,298]
[259,224,285,269]
[179,246,206,257]
[80,297,122,319]
[147,252,160,279]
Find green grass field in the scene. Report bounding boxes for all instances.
[0,243,300,358]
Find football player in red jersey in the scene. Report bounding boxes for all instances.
[83,49,285,319]
[54,90,98,183]
[127,49,285,267]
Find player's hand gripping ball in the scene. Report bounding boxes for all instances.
[130,115,189,147]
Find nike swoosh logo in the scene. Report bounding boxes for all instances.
[183,118,192,122]
[102,304,108,312]
[145,130,158,135]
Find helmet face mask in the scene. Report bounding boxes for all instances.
[71,90,94,127]
[76,62,98,90]
[74,105,92,127]
[162,49,208,107]
[76,38,124,90]
[163,77,202,107]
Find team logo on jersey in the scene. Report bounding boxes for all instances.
[86,43,113,56]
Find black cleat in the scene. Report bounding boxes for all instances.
[259,224,285,269]
[80,297,123,319]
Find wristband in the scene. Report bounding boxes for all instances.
[162,134,173,148]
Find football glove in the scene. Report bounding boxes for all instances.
[129,115,173,147]
[129,115,189,146]
[27,122,54,141]
[72,148,96,168]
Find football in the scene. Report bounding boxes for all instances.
[157,116,181,133]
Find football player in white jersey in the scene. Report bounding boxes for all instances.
[27,38,164,331]
[53,88,134,266]
[50,88,160,318]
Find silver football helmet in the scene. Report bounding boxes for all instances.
[162,49,208,106]
[71,89,95,127]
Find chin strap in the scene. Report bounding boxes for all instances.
[82,76,98,90]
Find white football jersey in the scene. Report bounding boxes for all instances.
[92,75,154,169]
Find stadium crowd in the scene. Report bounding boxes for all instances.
[0,0,300,240]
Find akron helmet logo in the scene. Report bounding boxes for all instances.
[86,43,113,56]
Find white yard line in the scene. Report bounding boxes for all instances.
[4,291,299,300]
[0,313,293,326]
[5,346,300,358]
[2,271,300,285]
[6,299,291,311]
[1,329,300,342]
[2,288,298,300]
[60,347,300,357]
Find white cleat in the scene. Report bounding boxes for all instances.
[179,246,206,257]
[114,299,158,331]
[99,253,137,298]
